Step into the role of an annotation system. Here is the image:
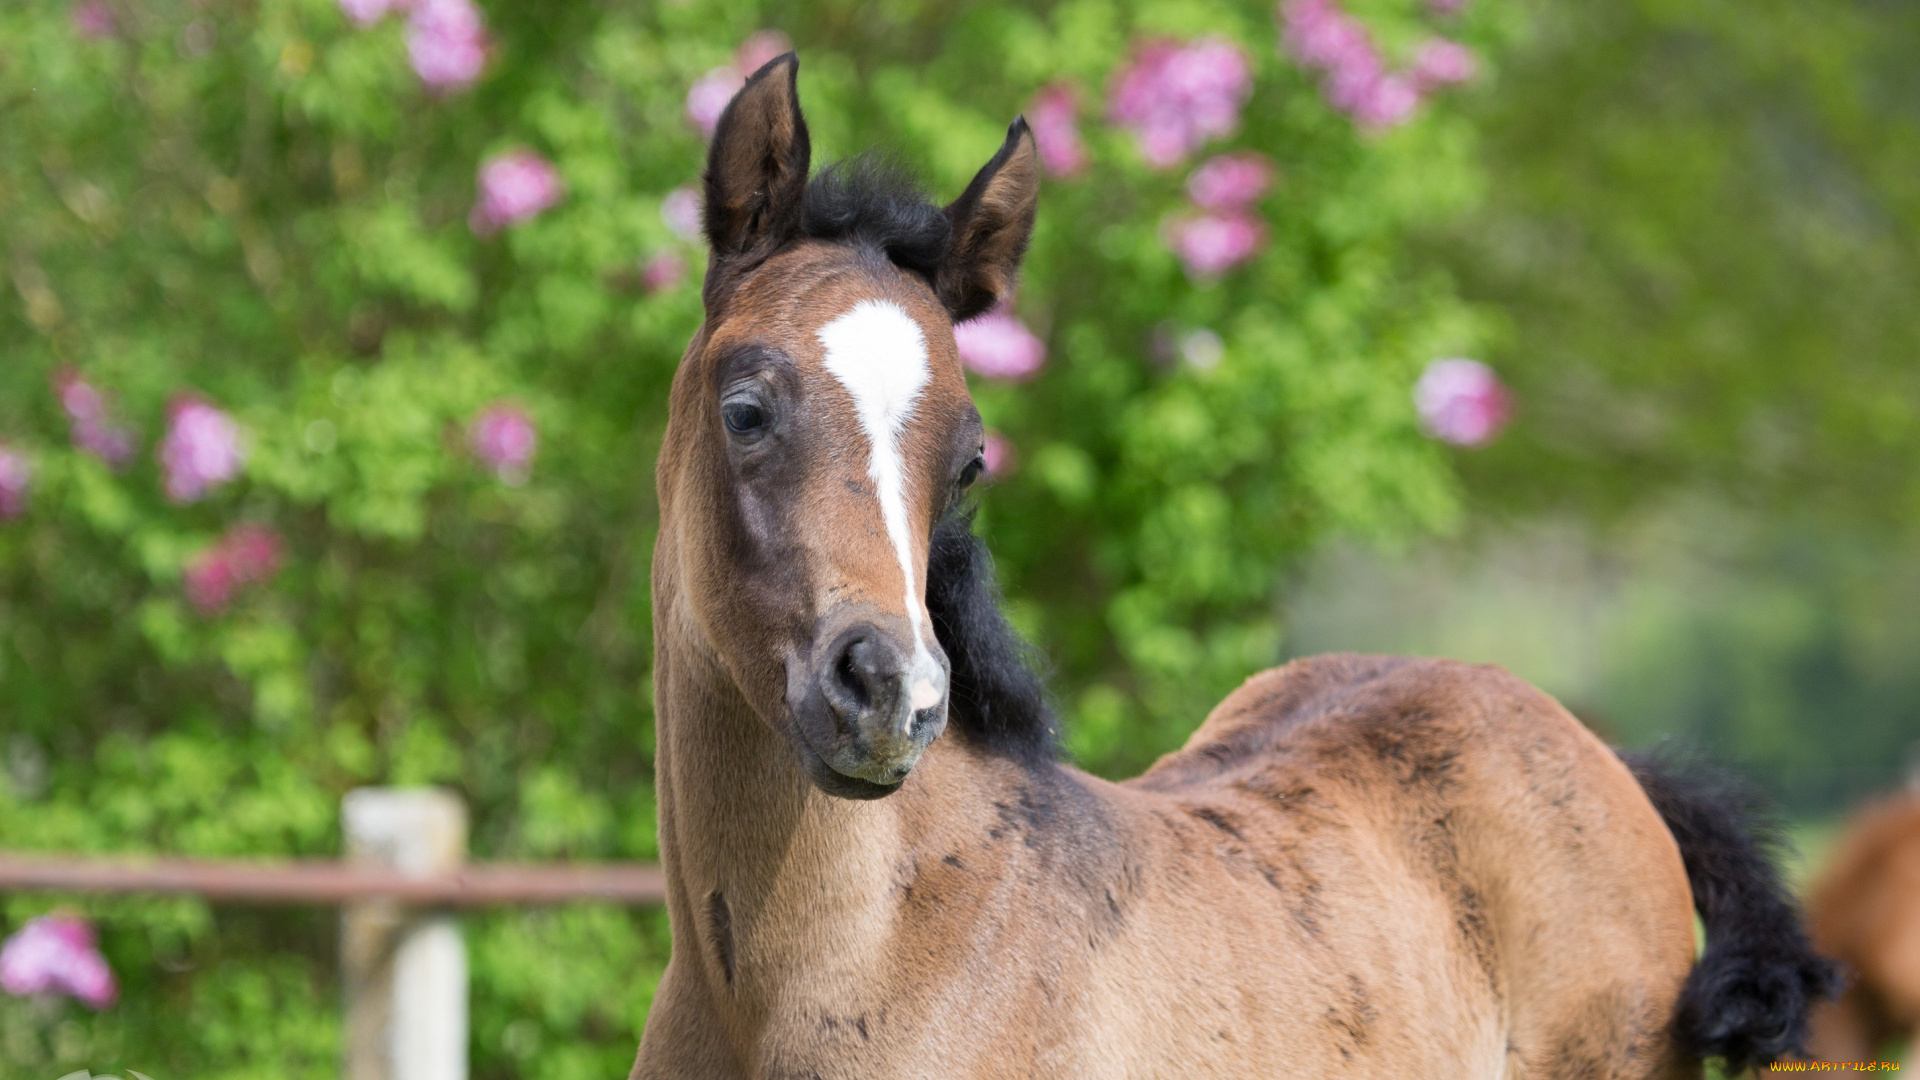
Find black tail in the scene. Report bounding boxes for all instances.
[1621,749,1843,1074]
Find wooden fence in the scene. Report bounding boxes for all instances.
[0,787,667,1080]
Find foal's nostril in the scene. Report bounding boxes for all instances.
[821,628,907,730]
[835,644,872,711]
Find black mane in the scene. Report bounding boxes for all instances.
[801,154,951,278]
[925,512,1060,767]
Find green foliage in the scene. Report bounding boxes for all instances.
[0,0,1493,1072]
[1286,509,1920,815]
[1402,0,1920,815]
[1433,0,1920,527]
[1590,520,1920,811]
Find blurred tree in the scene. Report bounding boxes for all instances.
[0,0,1496,1073]
[1409,0,1920,815]
[1432,0,1920,527]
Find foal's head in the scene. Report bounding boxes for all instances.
[657,54,1040,800]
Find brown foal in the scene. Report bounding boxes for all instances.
[632,54,1837,1079]
[1769,792,1920,1069]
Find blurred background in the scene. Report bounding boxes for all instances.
[1,0,1916,1075]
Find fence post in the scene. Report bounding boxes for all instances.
[340,788,468,1080]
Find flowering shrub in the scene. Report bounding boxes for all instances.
[0,445,27,520]
[1165,212,1267,278]
[338,0,402,28]
[686,30,794,137]
[467,402,538,483]
[54,372,136,468]
[661,186,705,242]
[1415,358,1511,446]
[1108,38,1254,166]
[158,400,245,504]
[0,0,1498,1072]
[1028,85,1089,178]
[641,251,689,294]
[1413,40,1478,89]
[404,0,488,91]
[1281,0,1477,130]
[686,69,744,137]
[983,431,1018,478]
[335,0,489,90]
[469,150,563,235]
[1186,153,1274,211]
[68,0,113,38]
[954,308,1048,381]
[182,525,285,614]
[0,917,117,1010]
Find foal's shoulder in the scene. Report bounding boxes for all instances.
[1132,652,1574,790]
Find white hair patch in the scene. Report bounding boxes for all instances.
[817,299,947,723]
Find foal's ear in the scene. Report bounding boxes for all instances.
[703,53,811,259]
[936,118,1041,322]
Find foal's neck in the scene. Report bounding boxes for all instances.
[652,595,1048,1010]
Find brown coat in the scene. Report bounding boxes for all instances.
[631,52,1835,1079]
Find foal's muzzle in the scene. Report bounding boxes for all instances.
[791,614,948,799]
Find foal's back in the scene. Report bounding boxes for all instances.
[1093,653,1700,1078]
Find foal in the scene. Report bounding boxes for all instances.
[1771,792,1920,1068]
[634,54,1836,1079]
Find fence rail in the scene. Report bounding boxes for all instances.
[0,853,666,906]
[0,787,667,1080]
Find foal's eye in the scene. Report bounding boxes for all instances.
[957,453,986,489]
[722,401,768,437]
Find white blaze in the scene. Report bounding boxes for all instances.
[817,300,945,722]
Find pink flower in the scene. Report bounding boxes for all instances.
[686,32,794,138]
[1164,212,1266,278]
[183,525,284,615]
[661,187,704,243]
[183,555,236,614]
[0,916,116,1009]
[469,150,563,235]
[686,67,745,138]
[469,402,537,484]
[734,30,793,77]
[1322,45,1384,114]
[1186,153,1273,211]
[1108,38,1253,168]
[53,371,136,468]
[1412,39,1477,90]
[0,445,29,521]
[954,308,1047,381]
[70,0,116,38]
[1414,358,1511,446]
[1282,0,1375,72]
[1282,0,1432,131]
[641,252,687,293]
[1028,85,1088,178]
[982,430,1016,479]
[1350,73,1421,130]
[407,0,487,91]
[338,0,407,27]
[160,399,245,503]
